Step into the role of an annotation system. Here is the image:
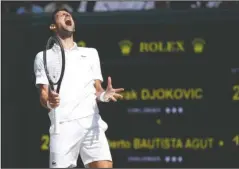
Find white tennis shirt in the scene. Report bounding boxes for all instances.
[34,42,103,122]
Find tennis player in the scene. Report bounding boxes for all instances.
[34,8,124,168]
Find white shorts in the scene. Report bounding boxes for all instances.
[49,113,112,168]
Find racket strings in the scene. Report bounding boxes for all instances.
[46,50,62,84]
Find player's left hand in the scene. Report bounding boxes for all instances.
[104,76,124,102]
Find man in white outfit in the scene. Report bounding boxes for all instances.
[34,8,124,168]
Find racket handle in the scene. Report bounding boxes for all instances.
[53,109,60,134]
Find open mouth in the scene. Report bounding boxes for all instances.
[65,19,72,26]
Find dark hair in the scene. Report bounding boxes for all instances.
[51,8,72,24]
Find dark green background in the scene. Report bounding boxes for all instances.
[2,9,239,168]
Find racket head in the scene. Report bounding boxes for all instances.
[43,36,65,93]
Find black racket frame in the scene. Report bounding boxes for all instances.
[43,36,65,93]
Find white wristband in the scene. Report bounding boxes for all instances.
[99,92,109,102]
[47,101,53,109]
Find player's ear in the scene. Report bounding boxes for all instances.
[49,24,56,31]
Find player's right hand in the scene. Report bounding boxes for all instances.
[48,91,60,109]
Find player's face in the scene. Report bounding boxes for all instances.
[54,11,75,33]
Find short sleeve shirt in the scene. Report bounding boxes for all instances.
[34,43,103,122]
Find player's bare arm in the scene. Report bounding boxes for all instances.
[38,84,49,109]
[95,76,124,102]
[38,84,60,110]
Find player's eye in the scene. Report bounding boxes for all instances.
[61,14,65,17]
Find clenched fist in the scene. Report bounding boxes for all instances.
[48,90,60,109]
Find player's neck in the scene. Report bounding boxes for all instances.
[58,36,75,50]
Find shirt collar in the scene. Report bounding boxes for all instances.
[52,42,79,52]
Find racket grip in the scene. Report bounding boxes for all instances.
[53,109,60,134]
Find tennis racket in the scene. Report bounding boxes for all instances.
[43,36,65,134]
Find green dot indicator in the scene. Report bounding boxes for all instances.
[218,140,224,146]
[156,119,161,125]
